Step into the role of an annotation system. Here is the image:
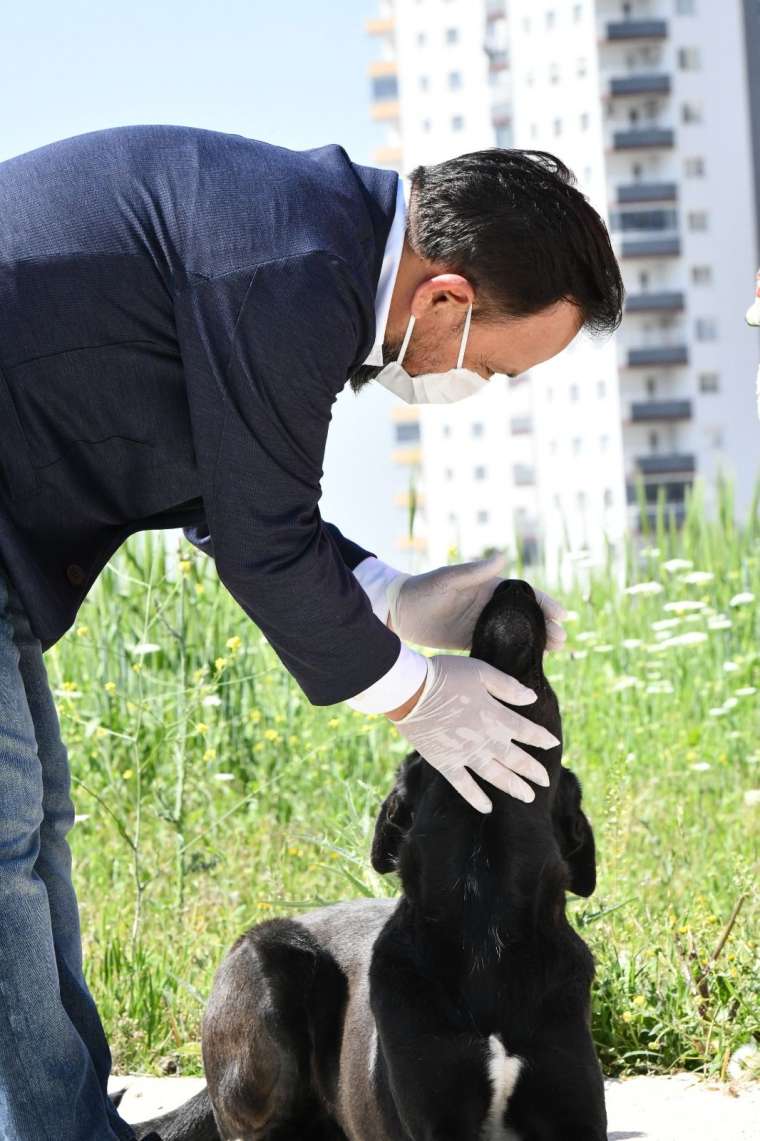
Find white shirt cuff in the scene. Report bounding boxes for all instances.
[345,641,428,714]
[352,556,404,625]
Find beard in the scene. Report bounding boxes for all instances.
[348,335,403,393]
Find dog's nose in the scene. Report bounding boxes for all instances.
[495,579,535,599]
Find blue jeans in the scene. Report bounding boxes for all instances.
[0,563,134,1141]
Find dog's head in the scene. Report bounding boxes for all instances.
[371,579,596,898]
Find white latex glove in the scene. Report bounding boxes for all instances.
[391,653,560,814]
[385,552,567,653]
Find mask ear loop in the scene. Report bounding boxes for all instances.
[396,314,416,367]
[456,303,473,368]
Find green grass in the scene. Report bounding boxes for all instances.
[50,484,759,1080]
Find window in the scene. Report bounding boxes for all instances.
[546,10,556,28]
[472,422,484,437]
[573,3,583,21]
[684,156,705,177]
[678,47,701,70]
[445,467,454,480]
[422,118,432,132]
[419,75,429,92]
[443,424,451,437]
[514,465,535,486]
[530,123,539,139]
[691,265,712,285]
[646,377,657,397]
[452,114,465,131]
[372,76,399,101]
[395,422,420,443]
[445,27,459,44]
[708,427,723,449]
[474,465,487,480]
[549,62,560,84]
[448,71,462,90]
[649,431,659,452]
[571,384,580,401]
[477,510,489,525]
[604,488,614,508]
[688,210,708,231]
[682,101,703,123]
[639,270,650,287]
[495,124,512,147]
[417,31,427,46]
[572,437,582,455]
[577,490,587,509]
[699,371,720,393]
[600,434,610,452]
[577,57,588,78]
[597,380,607,398]
[553,118,562,136]
[696,317,717,341]
[580,112,590,130]
[549,439,558,454]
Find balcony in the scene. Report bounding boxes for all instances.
[613,127,675,150]
[391,446,422,466]
[492,100,511,126]
[618,182,678,204]
[366,16,394,36]
[631,400,692,422]
[609,74,671,97]
[510,416,533,436]
[626,291,684,313]
[636,454,696,475]
[371,100,401,123]
[627,480,692,505]
[606,19,668,41]
[622,236,681,257]
[627,345,689,367]
[488,49,509,72]
[486,0,506,18]
[372,145,403,167]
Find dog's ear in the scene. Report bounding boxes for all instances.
[371,752,425,874]
[552,767,597,898]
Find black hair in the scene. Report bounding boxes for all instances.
[406,148,624,335]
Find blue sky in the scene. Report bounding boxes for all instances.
[1,0,380,163]
[2,0,404,562]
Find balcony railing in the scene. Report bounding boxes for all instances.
[613,127,675,150]
[618,182,678,204]
[621,236,681,257]
[626,291,685,312]
[609,74,671,97]
[627,480,692,505]
[636,454,696,475]
[631,400,692,422]
[627,345,689,367]
[510,417,533,436]
[606,19,668,41]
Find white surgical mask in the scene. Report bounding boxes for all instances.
[375,303,489,404]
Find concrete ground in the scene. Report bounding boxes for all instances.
[110,1072,760,1140]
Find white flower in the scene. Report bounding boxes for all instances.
[625,581,664,595]
[662,558,693,573]
[659,631,709,649]
[622,638,643,649]
[130,642,161,656]
[640,546,661,558]
[679,571,714,585]
[593,644,614,653]
[736,686,757,697]
[571,650,588,660]
[202,694,222,707]
[708,707,727,717]
[563,610,580,623]
[652,618,681,631]
[214,772,235,782]
[663,600,706,613]
[743,790,760,807]
[728,1042,760,1079]
[723,697,739,710]
[646,681,674,694]
[74,814,91,824]
[729,592,755,607]
[690,762,711,771]
[576,631,599,642]
[723,662,740,673]
[708,616,732,630]
[611,676,641,692]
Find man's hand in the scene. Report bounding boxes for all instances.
[385,654,559,814]
[385,553,567,652]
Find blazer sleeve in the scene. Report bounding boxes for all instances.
[174,249,402,706]
[183,519,375,572]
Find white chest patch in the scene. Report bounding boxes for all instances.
[481,1034,523,1141]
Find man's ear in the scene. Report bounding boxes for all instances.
[371,753,425,874]
[552,767,597,898]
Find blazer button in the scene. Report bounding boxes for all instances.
[66,564,85,586]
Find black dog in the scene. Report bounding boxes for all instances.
[137,579,605,1141]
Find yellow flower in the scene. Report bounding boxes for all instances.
[95,726,108,739]
[248,709,262,723]
[194,582,205,596]
[253,741,265,752]
[622,1011,634,1023]
[274,713,285,724]
[132,662,143,673]
[126,701,137,713]
[62,680,78,692]
[192,667,206,683]
[179,559,192,575]
[104,681,117,694]
[328,717,340,729]
[203,748,217,762]
[264,728,279,742]
[75,625,89,637]
[330,851,340,860]
[215,657,228,672]
[288,735,300,746]
[633,995,646,1007]
[287,846,302,856]
[256,901,272,911]
[226,635,242,652]
[196,722,209,735]
[122,769,134,780]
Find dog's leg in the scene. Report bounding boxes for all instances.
[369,940,498,1141]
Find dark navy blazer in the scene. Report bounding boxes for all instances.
[0,124,402,704]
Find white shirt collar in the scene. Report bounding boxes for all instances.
[363,174,409,367]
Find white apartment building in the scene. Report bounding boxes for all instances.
[367,0,760,579]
